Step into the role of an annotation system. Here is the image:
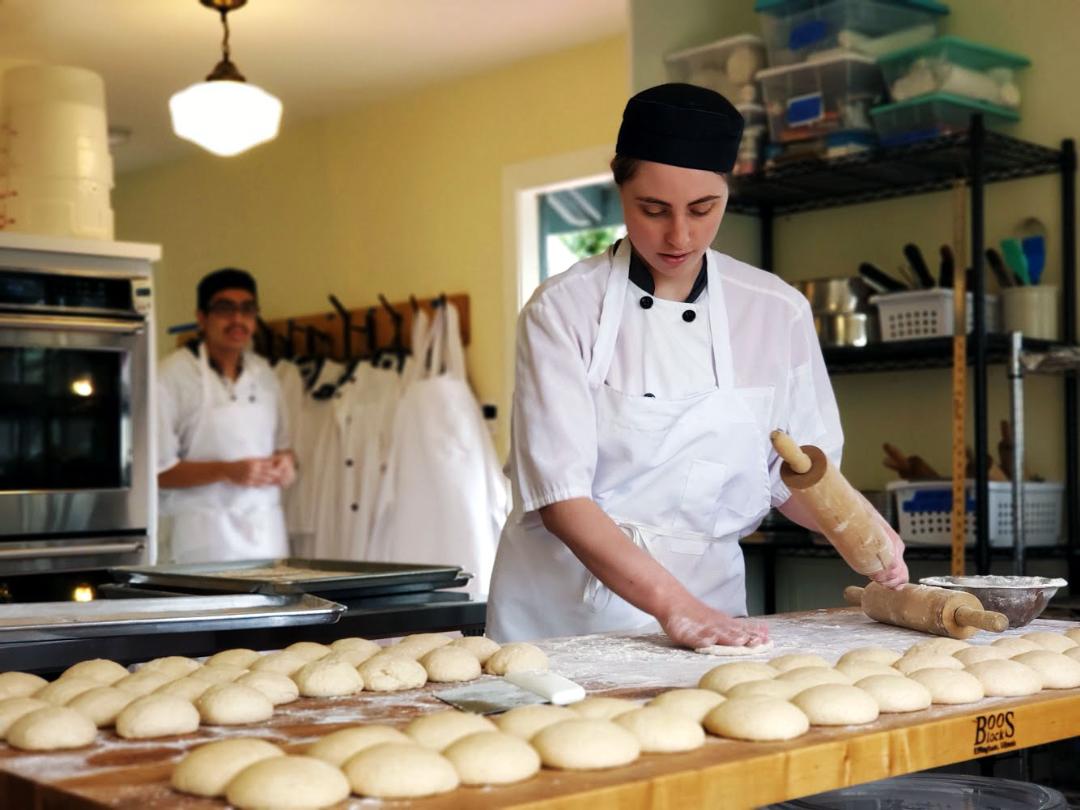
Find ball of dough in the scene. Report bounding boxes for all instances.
[953,646,1010,666]
[249,651,307,676]
[390,634,454,660]
[776,667,851,688]
[531,718,640,770]
[615,706,705,753]
[35,677,98,706]
[114,671,172,697]
[792,684,879,726]
[226,755,350,810]
[1065,647,1080,664]
[834,660,902,681]
[1022,631,1078,653]
[235,671,300,706]
[171,738,283,798]
[60,659,129,685]
[908,668,985,704]
[343,742,459,798]
[1064,627,1080,645]
[329,637,382,661]
[571,696,640,720]
[837,647,902,667]
[284,641,332,662]
[358,654,427,692]
[421,646,482,683]
[855,675,932,713]
[116,694,200,739]
[0,697,48,737]
[647,688,725,722]
[895,653,964,675]
[725,679,803,701]
[155,676,213,702]
[965,659,1042,696]
[1011,650,1080,689]
[291,658,363,697]
[205,648,261,669]
[907,637,971,657]
[306,725,410,767]
[67,686,134,727]
[484,642,548,675]
[494,704,578,740]
[0,672,47,700]
[449,636,501,664]
[444,730,542,785]
[7,706,97,750]
[699,662,777,693]
[190,664,247,684]
[991,637,1042,654]
[405,710,496,751]
[197,683,274,725]
[322,649,375,667]
[703,697,809,742]
[140,656,201,680]
[768,653,830,672]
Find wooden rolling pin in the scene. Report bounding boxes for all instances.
[845,582,1008,639]
[771,430,893,575]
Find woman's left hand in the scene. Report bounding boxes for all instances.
[867,512,908,589]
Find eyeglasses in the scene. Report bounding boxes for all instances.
[207,300,259,317]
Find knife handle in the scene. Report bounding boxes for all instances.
[504,671,586,705]
[939,245,954,288]
[903,243,936,288]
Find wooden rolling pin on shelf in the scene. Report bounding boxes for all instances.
[771,430,893,576]
[845,582,1009,639]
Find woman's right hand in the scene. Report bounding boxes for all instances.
[658,594,770,650]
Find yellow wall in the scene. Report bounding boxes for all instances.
[632,0,1078,490]
[114,35,629,455]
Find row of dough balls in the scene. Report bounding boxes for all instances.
[0,633,542,751]
[172,695,716,806]
[689,627,1080,743]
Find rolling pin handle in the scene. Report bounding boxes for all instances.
[953,606,1009,633]
[843,586,865,607]
[771,430,813,474]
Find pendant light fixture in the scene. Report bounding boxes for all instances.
[169,0,282,157]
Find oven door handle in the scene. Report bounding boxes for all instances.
[0,313,144,334]
[0,541,144,560]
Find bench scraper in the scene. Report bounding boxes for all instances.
[435,671,585,715]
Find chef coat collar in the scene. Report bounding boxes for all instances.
[186,338,244,378]
[627,246,707,304]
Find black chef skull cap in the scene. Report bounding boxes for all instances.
[197,267,258,312]
[615,83,744,173]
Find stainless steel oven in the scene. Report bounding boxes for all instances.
[0,263,153,573]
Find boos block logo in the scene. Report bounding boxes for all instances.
[973,711,1016,755]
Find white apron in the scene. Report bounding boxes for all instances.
[161,344,288,564]
[487,241,772,641]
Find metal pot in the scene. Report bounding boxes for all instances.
[795,277,874,314]
[813,312,879,347]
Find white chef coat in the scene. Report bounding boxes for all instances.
[157,342,291,563]
[486,241,843,641]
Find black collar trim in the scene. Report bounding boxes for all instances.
[186,339,244,377]
[626,245,708,304]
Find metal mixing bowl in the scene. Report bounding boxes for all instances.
[919,575,1068,628]
[795,277,874,314]
[813,312,879,347]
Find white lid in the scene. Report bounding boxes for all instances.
[755,51,878,80]
[666,33,765,63]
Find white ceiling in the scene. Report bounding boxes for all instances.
[0,0,628,173]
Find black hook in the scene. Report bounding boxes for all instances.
[328,294,352,361]
[285,319,300,359]
[305,324,331,357]
[409,294,420,313]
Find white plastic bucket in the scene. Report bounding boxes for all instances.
[1,171,114,240]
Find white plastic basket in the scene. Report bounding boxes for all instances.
[870,289,999,341]
[887,479,1064,547]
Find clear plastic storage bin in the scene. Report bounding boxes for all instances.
[755,0,949,66]
[877,35,1030,108]
[870,288,999,340]
[871,92,1019,145]
[665,34,767,105]
[757,53,885,143]
[887,479,1064,547]
[734,104,767,176]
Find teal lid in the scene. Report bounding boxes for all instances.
[870,92,1020,122]
[755,0,948,15]
[877,35,1030,69]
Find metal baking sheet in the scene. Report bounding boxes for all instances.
[111,558,468,598]
[0,593,344,641]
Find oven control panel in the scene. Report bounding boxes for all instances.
[0,267,144,317]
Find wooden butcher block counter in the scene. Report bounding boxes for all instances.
[1,609,1078,810]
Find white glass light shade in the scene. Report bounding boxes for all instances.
[169,79,282,157]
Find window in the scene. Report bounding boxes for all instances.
[537,180,625,284]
